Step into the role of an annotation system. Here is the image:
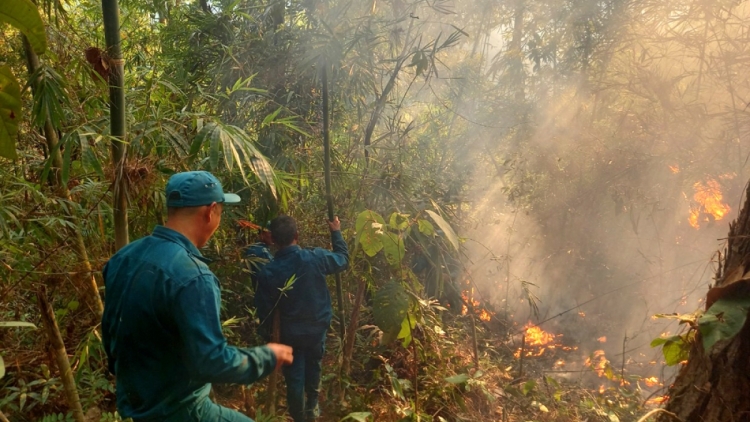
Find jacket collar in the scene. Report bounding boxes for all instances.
[274,244,301,258]
[152,225,212,263]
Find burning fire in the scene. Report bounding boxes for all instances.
[460,289,494,321]
[646,395,669,406]
[669,165,680,174]
[478,309,492,322]
[643,376,661,387]
[597,336,607,343]
[585,350,610,378]
[688,179,731,229]
[513,323,576,358]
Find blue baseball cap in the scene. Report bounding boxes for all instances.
[165,171,241,207]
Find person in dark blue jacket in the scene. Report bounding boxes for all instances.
[102,171,293,422]
[255,215,349,422]
[244,222,273,291]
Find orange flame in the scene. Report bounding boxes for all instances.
[597,336,607,343]
[478,309,492,322]
[598,385,606,394]
[643,376,661,387]
[689,179,731,229]
[669,165,680,174]
[584,350,610,377]
[646,395,669,405]
[513,323,574,358]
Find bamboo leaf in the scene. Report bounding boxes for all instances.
[0,66,22,160]
[0,354,4,379]
[425,210,459,251]
[0,321,37,328]
[0,0,48,54]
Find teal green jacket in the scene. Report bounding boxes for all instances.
[102,226,276,420]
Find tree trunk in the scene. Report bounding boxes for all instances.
[22,36,104,317]
[657,182,750,421]
[102,0,129,250]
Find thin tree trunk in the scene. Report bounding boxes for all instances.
[322,64,347,341]
[102,0,129,250]
[37,286,86,422]
[22,37,104,317]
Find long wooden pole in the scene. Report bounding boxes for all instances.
[102,0,129,250]
[322,64,346,341]
[264,310,281,414]
[37,286,85,422]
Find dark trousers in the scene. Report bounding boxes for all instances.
[282,334,325,422]
[134,396,254,422]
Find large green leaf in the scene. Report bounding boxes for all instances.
[0,66,22,160]
[355,210,385,257]
[650,335,689,366]
[425,210,459,251]
[381,231,405,267]
[0,0,48,54]
[698,295,750,351]
[372,281,409,344]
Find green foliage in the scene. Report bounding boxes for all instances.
[38,413,75,422]
[0,0,48,54]
[697,294,750,351]
[650,334,691,366]
[190,121,278,197]
[372,281,409,344]
[424,210,459,251]
[0,66,22,160]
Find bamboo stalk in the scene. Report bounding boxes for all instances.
[37,286,85,422]
[322,64,346,341]
[101,0,129,250]
[0,409,10,422]
[22,36,103,317]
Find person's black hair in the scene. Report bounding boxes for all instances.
[270,215,297,247]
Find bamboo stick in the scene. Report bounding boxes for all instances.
[37,286,85,422]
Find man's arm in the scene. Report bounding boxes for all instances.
[316,216,349,274]
[173,275,291,384]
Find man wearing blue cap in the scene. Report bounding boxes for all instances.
[255,215,349,422]
[102,171,293,422]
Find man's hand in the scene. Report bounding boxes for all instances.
[266,343,293,370]
[328,216,341,232]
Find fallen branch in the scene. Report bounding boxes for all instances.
[636,408,682,422]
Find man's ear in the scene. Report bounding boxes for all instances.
[206,202,219,221]
[294,231,299,241]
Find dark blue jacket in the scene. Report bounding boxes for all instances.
[102,226,277,420]
[254,231,349,344]
[244,242,273,290]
